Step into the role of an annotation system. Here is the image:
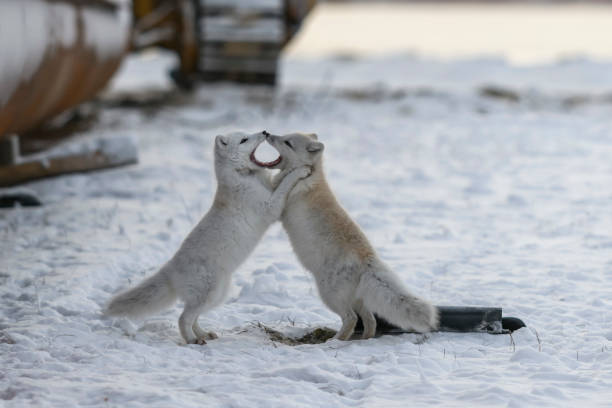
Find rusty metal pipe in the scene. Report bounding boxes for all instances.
[0,0,131,139]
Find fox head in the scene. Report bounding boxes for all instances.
[264,132,324,174]
[214,131,279,176]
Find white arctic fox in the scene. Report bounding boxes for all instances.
[106,131,310,344]
[266,132,439,340]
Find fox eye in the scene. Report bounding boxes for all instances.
[284,141,293,149]
[240,137,248,144]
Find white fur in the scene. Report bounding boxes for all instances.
[106,131,310,344]
[268,132,439,340]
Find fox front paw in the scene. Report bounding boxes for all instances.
[203,331,218,340]
[296,166,312,179]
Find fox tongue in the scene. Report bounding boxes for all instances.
[250,151,281,167]
[252,141,281,167]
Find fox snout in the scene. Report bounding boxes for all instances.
[262,130,279,143]
[265,133,278,143]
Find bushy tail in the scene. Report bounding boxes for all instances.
[105,269,177,319]
[358,266,439,332]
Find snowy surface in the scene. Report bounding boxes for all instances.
[2,53,612,407]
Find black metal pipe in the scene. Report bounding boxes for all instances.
[354,305,525,335]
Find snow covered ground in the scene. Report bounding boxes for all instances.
[1,52,612,407]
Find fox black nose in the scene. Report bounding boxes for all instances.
[262,130,270,138]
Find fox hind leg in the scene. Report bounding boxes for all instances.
[355,302,377,340]
[333,309,358,341]
[179,302,206,344]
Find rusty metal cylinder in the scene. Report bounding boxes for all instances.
[0,0,132,139]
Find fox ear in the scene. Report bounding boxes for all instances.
[307,141,324,153]
[309,133,318,141]
[215,135,228,147]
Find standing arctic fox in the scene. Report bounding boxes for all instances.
[106,131,310,344]
[266,132,438,340]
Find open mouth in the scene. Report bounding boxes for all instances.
[250,140,281,168]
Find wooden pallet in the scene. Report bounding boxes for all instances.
[197,0,284,84]
[131,0,315,85]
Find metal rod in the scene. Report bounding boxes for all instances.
[354,305,525,335]
[0,135,20,166]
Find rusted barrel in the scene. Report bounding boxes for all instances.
[0,0,131,139]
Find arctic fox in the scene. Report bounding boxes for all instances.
[266,132,439,340]
[106,131,310,344]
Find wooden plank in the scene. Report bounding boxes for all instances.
[200,41,280,58]
[198,71,276,85]
[203,0,282,13]
[203,8,281,18]
[200,56,277,74]
[0,137,138,187]
[200,16,283,42]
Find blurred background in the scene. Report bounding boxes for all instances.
[1,0,612,193]
[287,1,612,64]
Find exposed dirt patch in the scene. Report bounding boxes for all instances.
[0,332,15,344]
[479,85,520,102]
[256,323,337,345]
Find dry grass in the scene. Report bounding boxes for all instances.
[255,322,337,345]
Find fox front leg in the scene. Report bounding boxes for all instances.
[264,166,311,219]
